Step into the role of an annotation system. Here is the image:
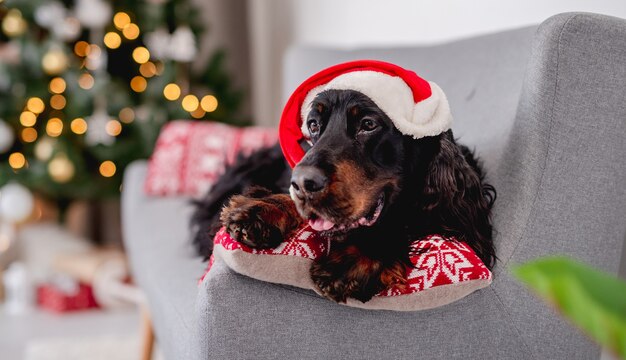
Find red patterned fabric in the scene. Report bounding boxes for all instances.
[200,226,492,298]
[381,235,492,296]
[36,282,99,313]
[145,120,278,197]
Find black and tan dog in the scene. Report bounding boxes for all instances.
[192,62,496,303]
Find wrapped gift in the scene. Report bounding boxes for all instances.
[36,275,99,313]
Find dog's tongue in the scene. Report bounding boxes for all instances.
[309,217,335,231]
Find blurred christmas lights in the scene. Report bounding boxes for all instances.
[21,128,37,143]
[132,47,150,64]
[104,32,122,49]
[201,95,218,112]
[122,23,140,40]
[119,108,135,123]
[130,76,147,92]
[50,94,66,110]
[99,160,116,177]
[8,152,26,169]
[26,97,45,114]
[70,118,88,134]
[49,77,66,94]
[113,12,131,30]
[20,112,37,127]
[48,153,74,183]
[163,83,181,101]
[78,73,95,89]
[46,118,64,137]
[181,95,199,112]
[105,120,122,136]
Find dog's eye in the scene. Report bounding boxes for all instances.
[359,118,378,133]
[308,119,320,134]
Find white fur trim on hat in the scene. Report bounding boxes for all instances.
[300,71,451,139]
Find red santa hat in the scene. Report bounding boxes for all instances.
[278,60,452,168]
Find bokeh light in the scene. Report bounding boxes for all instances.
[122,23,140,40]
[48,154,74,183]
[8,152,26,169]
[26,97,45,114]
[49,77,66,94]
[190,107,206,119]
[201,95,218,112]
[70,118,87,134]
[50,94,66,110]
[105,120,122,136]
[78,73,95,89]
[99,160,116,177]
[42,49,68,75]
[113,12,131,30]
[119,108,135,123]
[181,95,199,112]
[74,41,90,57]
[163,83,181,101]
[21,128,37,143]
[139,62,157,78]
[46,118,63,137]
[104,32,122,49]
[130,76,147,92]
[20,111,37,127]
[132,47,150,64]
[2,9,27,37]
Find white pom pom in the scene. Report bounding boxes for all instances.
[34,2,67,29]
[75,0,112,28]
[52,17,82,42]
[0,119,15,153]
[0,183,34,223]
[168,26,197,62]
[145,28,172,60]
[86,109,115,146]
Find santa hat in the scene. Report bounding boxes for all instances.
[279,60,452,168]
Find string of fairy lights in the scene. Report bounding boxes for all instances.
[4,9,219,185]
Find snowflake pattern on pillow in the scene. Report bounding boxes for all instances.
[145,120,278,197]
[201,226,492,298]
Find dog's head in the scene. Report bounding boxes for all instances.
[289,89,496,269]
[291,89,424,232]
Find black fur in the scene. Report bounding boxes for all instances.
[190,144,290,258]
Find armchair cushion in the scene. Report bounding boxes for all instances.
[202,226,492,311]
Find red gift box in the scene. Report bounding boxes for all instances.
[36,281,99,313]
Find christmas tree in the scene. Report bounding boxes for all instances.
[0,0,245,201]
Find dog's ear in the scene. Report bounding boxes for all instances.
[421,132,496,268]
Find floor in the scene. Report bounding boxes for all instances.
[0,305,140,360]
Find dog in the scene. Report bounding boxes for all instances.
[192,87,496,304]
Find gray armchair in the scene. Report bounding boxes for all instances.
[122,13,626,359]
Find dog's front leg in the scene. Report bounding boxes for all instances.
[310,244,407,303]
[220,189,304,249]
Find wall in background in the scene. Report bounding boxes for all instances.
[192,0,251,119]
[292,0,626,47]
[247,0,626,126]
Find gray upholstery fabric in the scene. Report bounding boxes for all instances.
[121,161,205,359]
[122,12,626,360]
[492,13,626,359]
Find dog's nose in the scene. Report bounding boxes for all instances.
[291,166,328,196]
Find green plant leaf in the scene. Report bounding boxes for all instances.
[512,257,626,359]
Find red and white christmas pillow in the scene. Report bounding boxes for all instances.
[200,226,492,311]
[144,120,278,197]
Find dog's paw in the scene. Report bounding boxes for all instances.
[310,247,407,303]
[310,262,358,303]
[220,196,284,249]
[310,253,376,303]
